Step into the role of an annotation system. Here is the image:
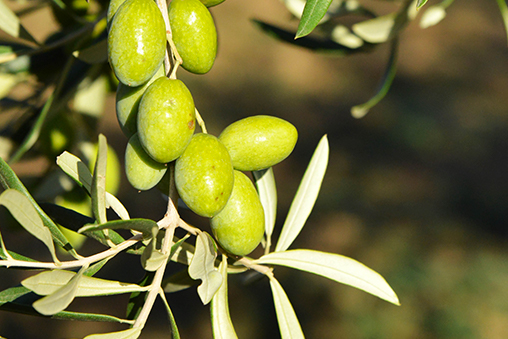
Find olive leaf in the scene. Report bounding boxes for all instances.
[352,13,397,44]
[188,232,222,305]
[0,0,38,45]
[275,135,329,252]
[253,167,277,250]
[295,0,334,38]
[84,327,142,339]
[211,255,238,339]
[256,249,400,305]
[91,134,108,224]
[163,269,199,293]
[269,276,304,339]
[159,290,181,339]
[496,0,508,45]
[419,5,447,28]
[0,189,60,263]
[78,218,158,238]
[32,265,87,316]
[141,238,169,271]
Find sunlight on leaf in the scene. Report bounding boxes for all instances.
[257,249,400,305]
[141,238,169,271]
[0,0,38,44]
[269,276,304,339]
[352,13,397,44]
[416,0,429,9]
[91,134,107,224]
[330,25,364,49]
[163,269,198,293]
[275,135,329,252]
[22,269,150,297]
[420,5,447,28]
[188,232,222,305]
[0,189,59,263]
[84,327,142,339]
[32,265,87,315]
[78,218,158,238]
[253,168,277,250]
[296,0,334,38]
[211,255,238,339]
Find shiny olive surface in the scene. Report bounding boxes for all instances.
[116,65,164,138]
[137,77,196,163]
[175,133,234,218]
[210,170,265,256]
[108,0,166,86]
[125,133,167,191]
[168,0,217,74]
[219,115,298,171]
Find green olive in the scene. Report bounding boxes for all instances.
[116,65,164,138]
[125,133,167,191]
[107,0,127,25]
[199,0,226,7]
[175,133,234,218]
[108,0,166,86]
[137,77,196,163]
[218,115,298,171]
[169,0,217,74]
[210,170,265,256]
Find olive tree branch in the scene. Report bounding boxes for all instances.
[157,0,182,79]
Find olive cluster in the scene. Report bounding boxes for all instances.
[107,0,297,256]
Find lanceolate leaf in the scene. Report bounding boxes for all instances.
[0,189,59,263]
[159,291,181,339]
[275,135,329,252]
[91,134,108,224]
[417,0,429,9]
[0,151,74,253]
[78,218,158,238]
[296,0,334,38]
[84,328,142,339]
[22,270,150,297]
[211,255,238,339]
[32,265,87,315]
[0,0,38,44]
[269,277,304,339]
[253,168,277,249]
[163,269,199,293]
[188,232,222,305]
[256,249,400,305]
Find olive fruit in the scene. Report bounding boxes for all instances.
[175,133,234,218]
[219,115,298,171]
[107,0,127,24]
[125,133,167,191]
[210,170,265,256]
[108,0,166,86]
[199,0,226,7]
[137,77,195,163]
[116,65,164,138]
[168,0,217,74]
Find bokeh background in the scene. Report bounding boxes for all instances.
[1,0,508,338]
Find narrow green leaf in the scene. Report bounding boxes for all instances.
[78,218,158,238]
[275,135,329,252]
[49,311,134,324]
[32,265,87,315]
[269,277,304,339]
[296,0,333,38]
[22,269,150,297]
[170,237,195,266]
[84,258,110,277]
[257,249,400,305]
[84,327,142,339]
[416,0,429,9]
[0,73,19,99]
[163,269,199,293]
[211,255,238,339]
[188,232,222,305]
[126,272,154,320]
[0,189,59,263]
[497,0,508,45]
[351,39,398,118]
[56,151,130,220]
[91,134,107,224]
[73,39,108,64]
[159,290,181,339]
[253,168,277,249]
[0,0,38,44]
[0,157,73,252]
[0,285,31,305]
[141,239,169,271]
[0,227,12,260]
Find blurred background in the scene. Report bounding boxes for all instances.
[1,0,508,338]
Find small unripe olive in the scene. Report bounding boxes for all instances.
[107,0,127,25]
[175,133,234,218]
[137,77,195,163]
[169,0,217,74]
[210,170,265,256]
[199,0,226,7]
[125,133,167,191]
[219,115,298,171]
[108,0,166,86]
[116,65,164,138]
